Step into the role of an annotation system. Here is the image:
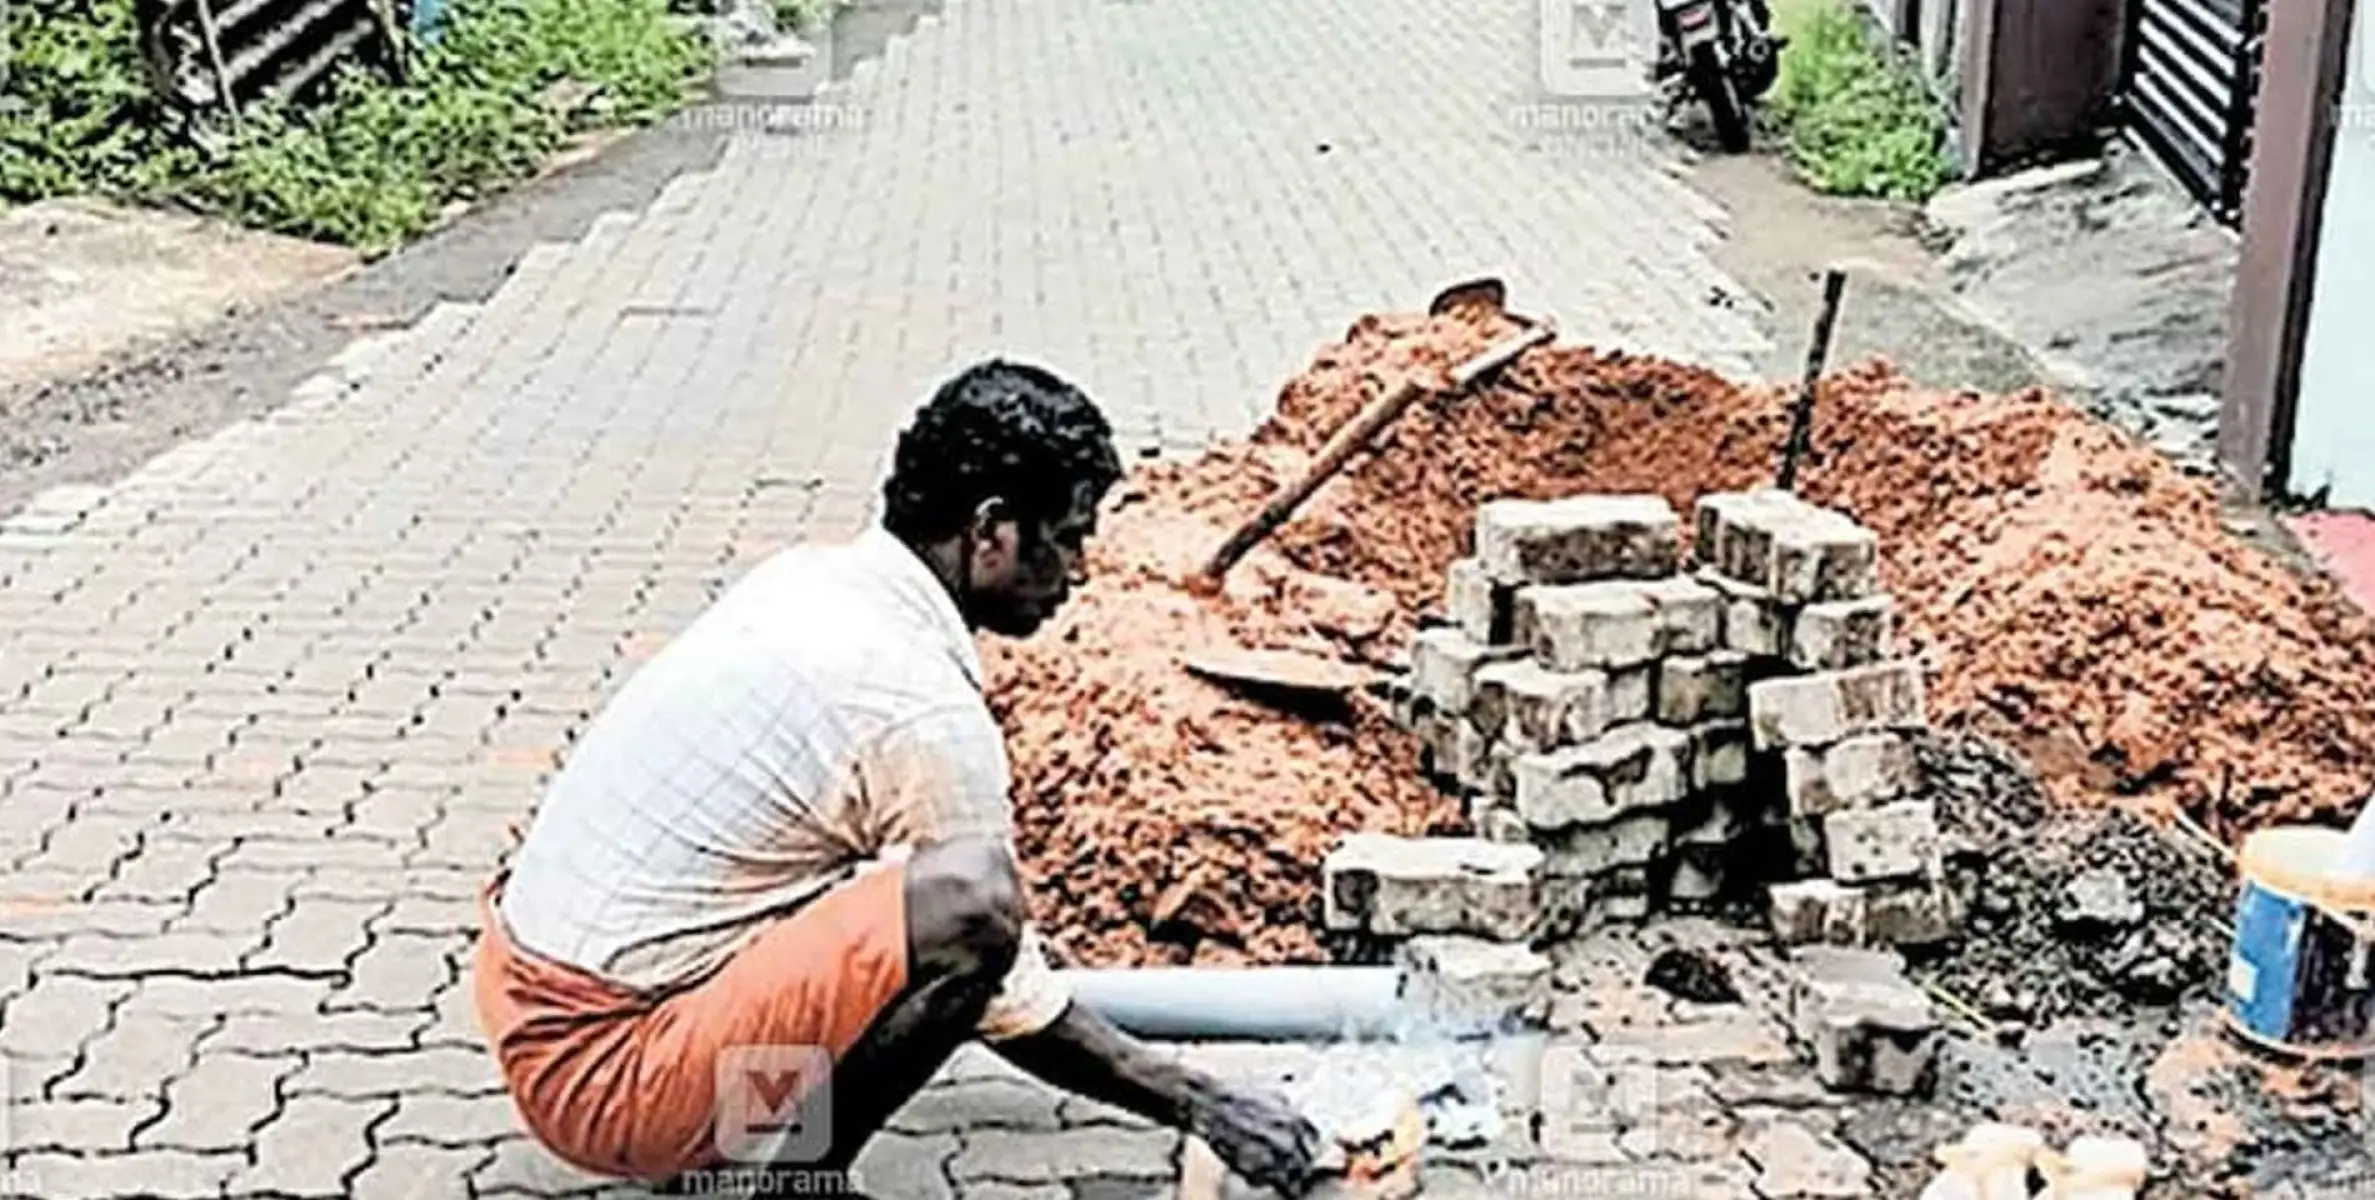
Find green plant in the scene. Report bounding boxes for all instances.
[1766,0,1954,201]
[2,0,709,253]
[0,0,198,199]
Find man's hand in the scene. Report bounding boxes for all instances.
[993,1004,1334,1195]
[1191,1082,1329,1197]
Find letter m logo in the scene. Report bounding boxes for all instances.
[1538,0,1658,99]
[715,1044,833,1164]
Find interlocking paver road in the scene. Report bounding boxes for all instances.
[0,0,1773,1191]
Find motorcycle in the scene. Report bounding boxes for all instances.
[1651,0,1784,153]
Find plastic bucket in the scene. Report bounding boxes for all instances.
[2224,826,2375,1060]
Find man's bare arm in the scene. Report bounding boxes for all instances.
[993,1002,1324,1194]
[991,999,1208,1125]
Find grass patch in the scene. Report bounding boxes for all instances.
[1766,0,1956,202]
[2,0,710,255]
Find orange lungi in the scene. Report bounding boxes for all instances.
[472,866,910,1181]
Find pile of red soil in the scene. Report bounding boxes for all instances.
[986,306,2375,969]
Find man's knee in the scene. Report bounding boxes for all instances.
[903,839,1023,981]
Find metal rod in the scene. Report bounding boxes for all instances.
[190,0,244,126]
[1777,267,1849,492]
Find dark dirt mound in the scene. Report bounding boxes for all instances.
[1914,732,2231,1025]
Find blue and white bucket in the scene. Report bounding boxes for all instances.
[2224,825,2375,1060]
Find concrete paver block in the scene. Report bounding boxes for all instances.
[377,1092,523,1145]
[1608,663,1654,723]
[1514,723,1691,830]
[1656,650,1748,724]
[351,1144,501,1200]
[56,1015,211,1102]
[1522,582,1662,671]
[1396,935,1554,1035]
[1666,846,1726,906]
[1444,556,1518,646]
[1769,509,1881,605]
[1785,732,1918,816]
[1639,573,1721,655]
[3,1096,162,1153]
[889,1080,1065,1136]
[1861,877,1962,948]
[1449,716,1496,795]
[1787,594,1894,671]
[471,1133,621,1196]
[1693,489,1796,584]
[1785,946,1940,1097]
[1539,812,1671,878]
[1822,798,1942,885]
[287,1046,504,1099]
[1740,1116,1879,1198]
[1475,495,1681,586]
[1471,659,1611,750]
[0,975,128,1063]
[852,1131,961,1200]
[1768,878,1868,947]
[1323,834,1542,941]
[1470,801,1530,844]
[232,1093,391,1196]
[1410,626,1525,717]
[948,1125,1177,1186]
[1749,661,1928,750]
[1416,713,1485,793]
[7,1149,243,1200]
[1696,491,1878,605]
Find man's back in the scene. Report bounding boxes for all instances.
[496,529,1007,993]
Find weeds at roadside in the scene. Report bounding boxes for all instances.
[1766,0,1955,202]
[1,0,708,255]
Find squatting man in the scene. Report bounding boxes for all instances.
[475,361,1331,1195]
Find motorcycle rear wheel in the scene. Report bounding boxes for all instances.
[1688,44,1752,152]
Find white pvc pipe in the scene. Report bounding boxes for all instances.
[1057,966,1404,1041]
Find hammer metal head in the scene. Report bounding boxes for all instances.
[1427,277,1507,316]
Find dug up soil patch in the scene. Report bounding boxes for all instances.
[982,305,2375,970]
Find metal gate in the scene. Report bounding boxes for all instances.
[137,0,401,116]
[2120,0,2270,223]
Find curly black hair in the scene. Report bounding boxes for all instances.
[881,360,1123,542]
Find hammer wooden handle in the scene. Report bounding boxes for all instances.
[1191,322,1552,593]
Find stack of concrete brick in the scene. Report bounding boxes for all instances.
[1399,493,1757,931]
[1388,488,1962,949]
[1320,833,1555,1036]
[1700,489,1962,950]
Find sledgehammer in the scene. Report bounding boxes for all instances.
[1189,285,1554,596]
